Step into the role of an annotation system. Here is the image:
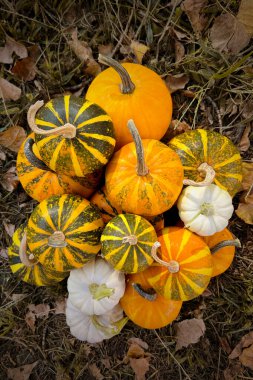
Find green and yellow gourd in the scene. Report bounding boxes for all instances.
[100,214,157,274]
[8,224,67,286]
[26,194,104,272]
[27,95,115,177]
[168,129,242,197]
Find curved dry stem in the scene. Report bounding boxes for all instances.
[183,162,216,186]
[127,119,149,176]
[132,283,157,301]
[98,54,135,94]
[24,138,52,171]
[27,101,76,138]
[210,238,241,255]
[19,231,37,267]
[151,241,180,273]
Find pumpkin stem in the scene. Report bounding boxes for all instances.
[127,119,149,176]
[210,238,241,254]
[19,231,38,267]
[98,54,135,94]
[91,314,128,337]
[48,231,67,248]
[24,138,52,171]
[151,241,180,273]
[132,283,157,301]
[89,283,115,301]
[122,234,138,245]
[27,101,76,139]
[183,163,216,186]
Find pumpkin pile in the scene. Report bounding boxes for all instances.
[9,56,242,343]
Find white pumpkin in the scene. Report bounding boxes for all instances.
[67,258,125,315]
[177,184,234,236]
[66,299,127,343]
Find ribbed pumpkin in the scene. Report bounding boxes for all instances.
[105,120,184,217]
[8,224,67,286]
[90,185,164,232]
[86,55,172,149]
[146,227,213,301]
[101,214,157,273]
[168,129,242,197]
[202,228,240,277]
[17,134,103,202]
[26,194,104,272]
[120,271,182,329]
[27,95,115,177]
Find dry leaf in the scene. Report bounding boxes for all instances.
[175,318,206,351]
[3,221,15,237]
[1,166,19,192]
[98,44,113,57]
[12,57,37,81]
[89,364,104,380]
[165,74,189,93]
[223,362,242,380]
[11,293,25,302]
[7,361,38,380]
[238,125,251,153]
[219,337,232,354]
[241,162,253,191]
[130,40,149,64]
[29,303,50,318]
[0,35,27,64]
[237,0,253,35]
[0,78,21,101]
[163,119,191,142]
[127,343,145,358]
[242,101,253,119]
[129,357,150,380]
[68,28,101,76]
[181,0,208,37]
[54,298,67,314]
[235,184,253,224]
[210,13,250,54]
[239,344,253,370]
[128,337,149,350]
[0,146,6,161]
[0,125,27,152]
[175,40,185,64]
[229,331,253,359]
[25,310,36,332]
[0,248,8,259]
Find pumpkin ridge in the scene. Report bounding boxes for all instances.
[45,100,65,124]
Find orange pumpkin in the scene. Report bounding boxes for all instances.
[202,228,240,277]
[86,55,172,149]
[17,134,102,202]
[146,227,213,301]
[105,120,184,217]
[90,185,164,232]
[120,270,182,329]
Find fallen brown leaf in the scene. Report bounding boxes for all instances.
[129,357,150,380]
[219,336,232,354]
[0,248,8,259]
[54,298,67,314]
[239,344,253,370]
[163,119,191,142]
[130,40,149,64]
[238,125,251,153]
[89,364,104,380]
[181,0,208,37]
[241,162,253,191]
[165,74,189,93]
[174,318,206,351]
[175,40,185,64]
[3,221,15,237]
[0,125,27,152]
[241,101,253,119]
[237,0,253,36]
[223,362,242,380]
[125,340,151,380]
[25,303,51,331]
[1,166,19,192]
[25,310,36,332]
[210,13,250,54]
[7,362,38,380]
[0,78,21,101]
[235,202,253,224]
[127,343,145,359]
[0,146,6,161]
[68,28,101,76]
[12,57,37,81]
[98,44,113,57]
[128,337,149,350]
[229,331,253,359]
[0,35,27,64]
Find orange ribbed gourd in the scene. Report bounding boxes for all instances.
[120,270,182,329]
[86,55,172,150]
[146,227,213,301]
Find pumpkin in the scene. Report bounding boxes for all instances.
[26,194,104,272]
[66,300,128,343]
[146,227,213,301]
[168,129,242,197]
[67,258,125,315]
[120,270,182,329]
[90,185,164,231]
[101,213,157,273]
[177,184,234,236]
[202,228,241,277]
[8,224,67,286]
[105,119,184,217]
[27,95,115,177]
[86,55,172,150]
[16,134,103,202]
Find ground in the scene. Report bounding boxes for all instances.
[0,1,253,379]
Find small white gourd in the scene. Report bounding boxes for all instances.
[177,184,234,236]
[67,258,125,315]
[66,299,127,343]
